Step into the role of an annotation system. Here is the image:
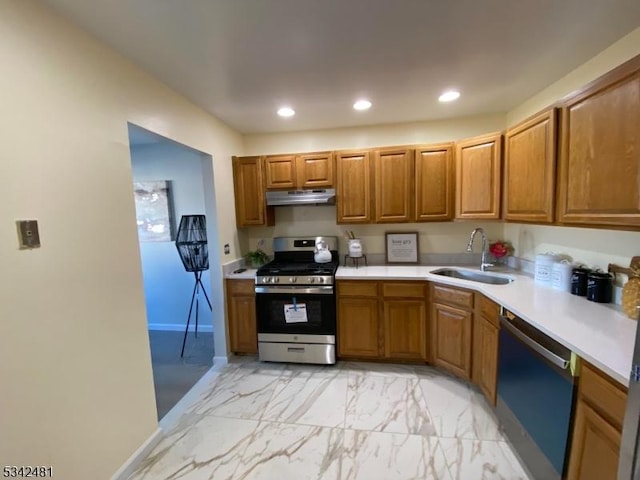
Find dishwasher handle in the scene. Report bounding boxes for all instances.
[500,315,570,370]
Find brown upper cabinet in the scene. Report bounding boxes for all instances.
[264,151,335,190]
[373,147,414,223]
[557,55,640,228]
[297,152,335,189]
[336,150,372,224]
[504,109,557,223]
[264,154,297,189]
[232,156,275,227]
[455,133,503,219]
[415,143,455,221]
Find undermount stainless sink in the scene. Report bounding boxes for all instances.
[431,268,515,285]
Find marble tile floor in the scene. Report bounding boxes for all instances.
[129,359,530,480]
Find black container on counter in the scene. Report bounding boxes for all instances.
[587,271,613,303]
[571,267,592,296]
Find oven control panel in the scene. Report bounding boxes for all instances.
[257,275,334,286]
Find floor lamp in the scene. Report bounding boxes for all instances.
[175,215,212,357]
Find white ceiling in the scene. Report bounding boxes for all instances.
[41,0,640,134]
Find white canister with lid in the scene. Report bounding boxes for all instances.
[535,253,559,284]
[552,260,573,292]
[348,239,363,258]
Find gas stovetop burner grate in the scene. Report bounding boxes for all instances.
[257,261,338,276]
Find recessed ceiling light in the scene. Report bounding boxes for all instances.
[438,90,460,102]
[277,107,295,117]
[353,99,372,111]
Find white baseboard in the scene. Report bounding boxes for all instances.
[148,323,213,333]
[111,427,163,480]
[213,355,229,366]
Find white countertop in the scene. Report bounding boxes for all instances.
[337,265,636,387]
[224,268,258,280]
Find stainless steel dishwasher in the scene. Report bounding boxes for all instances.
[496,310,578,480]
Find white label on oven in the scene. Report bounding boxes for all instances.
[284,304,308,323]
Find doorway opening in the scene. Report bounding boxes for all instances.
[128,123,215,420]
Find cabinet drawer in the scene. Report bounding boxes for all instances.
[580,362,628,429]
[338,281,378,297]
[479,295,500,326]
[382,282,427,298]
[226,279,255,296]
[432,284,474,309]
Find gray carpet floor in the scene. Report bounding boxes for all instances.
[148,330,214,420]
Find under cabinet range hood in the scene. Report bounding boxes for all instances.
[266,188,336,206]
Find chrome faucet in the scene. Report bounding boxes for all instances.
[467,227,493,272]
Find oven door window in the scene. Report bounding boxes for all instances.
[256,292,336,335]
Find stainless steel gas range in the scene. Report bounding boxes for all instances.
[255,236,338,365]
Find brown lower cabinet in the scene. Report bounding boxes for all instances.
[430,284,474,379]
[225,278,258,354]
[338,296,380,357]
[383,299,427,360]
[473,295,500,405]
[337,280,428,361]
[567,362,628,480]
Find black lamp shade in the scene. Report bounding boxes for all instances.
[175,215,209,272]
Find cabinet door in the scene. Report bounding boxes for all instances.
[415,143,454,221]
[337,297,380,357]
[504,108,557,223]
[477,318,499,405]
[567,400,621,480]
[558,57,640,227]
[264,154,296,190]
[336,150,372,224]
[297,152,334,188]
[431,303,472,379]
[383,300,427,361]
[373,148,413,222]
[232,156,274,227]
[455,133,502,219]
[226,281,258,354]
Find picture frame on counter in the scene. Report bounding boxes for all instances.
[385,232,419,264]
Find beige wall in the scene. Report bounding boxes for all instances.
[507,26,640,125]
[244,113,506,155]
[242,114,506,256]
[504,224,640,271]
[503,26,640,269]
[0,1,242,478]
[245,206,504,259]
[243,30,640,270]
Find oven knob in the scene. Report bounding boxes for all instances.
[309,277,315,284]
[264,277,271,283]
[274,277,280,283]
[317,277,325,284]
[289,277,297,283]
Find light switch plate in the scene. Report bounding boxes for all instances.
[17,220,41,249]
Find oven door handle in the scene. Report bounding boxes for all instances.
[499,315,570,370]
[255,286,334,295]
